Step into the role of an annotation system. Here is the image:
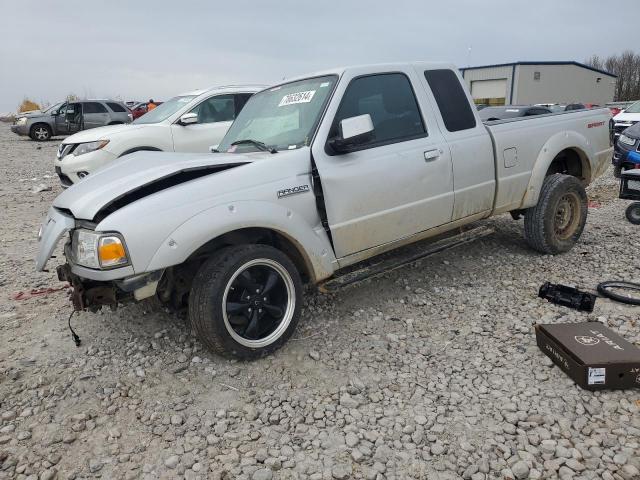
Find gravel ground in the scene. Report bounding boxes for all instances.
[0,122,638,480]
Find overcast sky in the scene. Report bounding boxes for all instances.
[0,0,630,112]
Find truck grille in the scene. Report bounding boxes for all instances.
[614,121,638,137]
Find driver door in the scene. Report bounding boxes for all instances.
[170,94,238,152]
[54,103,69,134]
[311,70,454,259]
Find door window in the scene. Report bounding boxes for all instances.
[190,95,236,124]
[106,102,127,112]
[65,103,82,123]
[83,102,108,114]
[330,73,426,150]
[424,69,477,132]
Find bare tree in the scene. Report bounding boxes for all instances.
[586,50,640,101]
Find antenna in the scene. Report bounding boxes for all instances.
[467,46,472,68]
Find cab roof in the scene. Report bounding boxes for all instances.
[279,62,458,84]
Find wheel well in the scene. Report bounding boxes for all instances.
[545,148,591,183]
[108,121,124,125]
[158,228,313,310]
[30,122,51,133]
[119,146,162,157]
[190,228,312,283]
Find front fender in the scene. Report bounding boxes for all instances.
[520,131,593,209]
[145,200,337,283]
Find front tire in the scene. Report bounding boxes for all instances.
[524,174,588,254]
[189,245,302,359]
[30,124,52,141]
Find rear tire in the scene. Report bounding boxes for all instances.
[524,174,588,254]
[188,245,302,359]
[30,124,52,141]
[625,202,640,225]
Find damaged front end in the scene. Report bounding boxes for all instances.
[57,264,163,312]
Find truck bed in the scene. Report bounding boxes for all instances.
[484,108,613,213]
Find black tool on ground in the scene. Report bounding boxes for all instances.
[535,322,640,390]
[67,310,81,347]
[538,282,596,312]
[597,281,640,306]
[619,170,640,224]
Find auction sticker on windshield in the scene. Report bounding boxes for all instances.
[279,90,316,107]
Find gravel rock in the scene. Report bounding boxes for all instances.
[0,126,637,480]
[252,468,273,480]
[511,461,529,479]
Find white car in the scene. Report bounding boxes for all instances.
[54,85,264,186]
[612,99,640,140]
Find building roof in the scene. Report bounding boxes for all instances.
[460,61,617,78]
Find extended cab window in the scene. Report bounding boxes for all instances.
[331,73,425,149]
[83,102,108,114]
[190,95,236,124]
[424,69,476,132]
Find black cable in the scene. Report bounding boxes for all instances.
[597,281,640,306]
[68,310,81,347]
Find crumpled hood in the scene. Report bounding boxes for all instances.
[53,151,263,220]
[61,124,146,144]
[17,110,43,119]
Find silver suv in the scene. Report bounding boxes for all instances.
[11,100,132,141]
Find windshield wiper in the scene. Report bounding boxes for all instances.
[231,139,278,154]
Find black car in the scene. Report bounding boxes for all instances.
[613,122,640,177]
[479,105,552,121]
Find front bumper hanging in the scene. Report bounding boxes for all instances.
[57,264,163,312]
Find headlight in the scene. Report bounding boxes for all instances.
[16,117,27,125]
[619,134,636,147]
[72,230,129,269]
[73,139,109,157]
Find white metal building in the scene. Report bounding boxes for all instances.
[460,61,616,106]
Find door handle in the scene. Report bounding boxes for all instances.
[424,149,441,161]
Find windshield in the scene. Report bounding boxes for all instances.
[218,75,337,153]
[42,102,63,114]
[624,100,640,114]
[133,95,197,124]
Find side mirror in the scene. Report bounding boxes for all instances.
[209,144,219,153]
[179,112,198,125]
[329,114,374,153]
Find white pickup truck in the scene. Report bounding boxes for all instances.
[36,62,613,358]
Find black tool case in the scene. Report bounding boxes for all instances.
[535,322,640,390]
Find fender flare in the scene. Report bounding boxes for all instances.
[144,200,336,283]
[520,131,593,209]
